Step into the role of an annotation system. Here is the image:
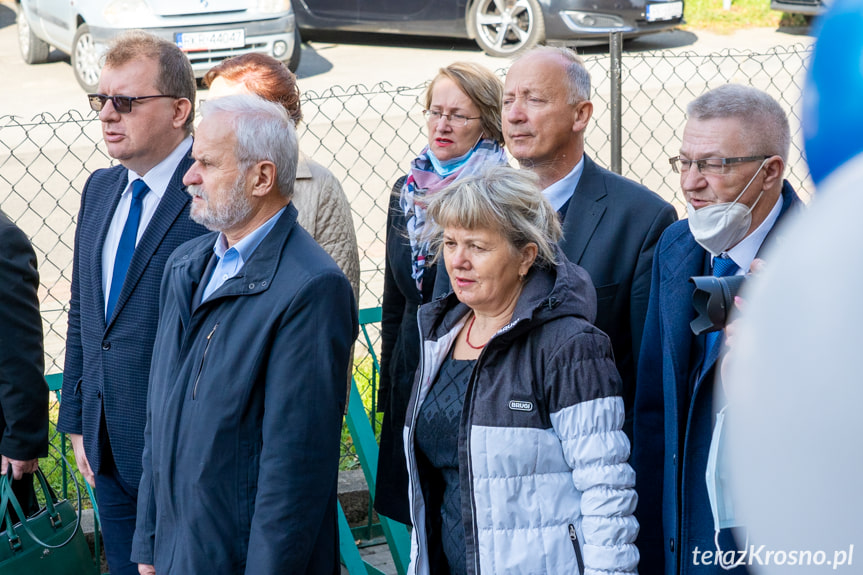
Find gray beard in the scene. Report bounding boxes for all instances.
[188,171,253,232]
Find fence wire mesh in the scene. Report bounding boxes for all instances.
[0,44,813,471]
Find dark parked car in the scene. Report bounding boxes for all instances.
[291,0,683,57]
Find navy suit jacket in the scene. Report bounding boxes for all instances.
[558,154,677,436]
[432,155,676,437]
[57,152,208,488]
[632,181,802,575]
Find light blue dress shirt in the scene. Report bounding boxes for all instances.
[201,207,286,302]
[542,155,585,211]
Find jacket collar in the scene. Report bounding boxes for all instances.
[559,154,608,265]
[756,179,803,258]
[171,202,299,324]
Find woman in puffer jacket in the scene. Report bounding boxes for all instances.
[403,166,639,575]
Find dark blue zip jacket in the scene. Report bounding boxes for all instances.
[131,204,357,574]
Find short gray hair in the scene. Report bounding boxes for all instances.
[687,84,791,161]
[200,94,298,199]
[426,165,561,269]
[514,46,591,104]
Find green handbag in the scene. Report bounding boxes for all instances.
[0,466,97,575]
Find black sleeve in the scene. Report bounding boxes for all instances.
[378,176,407,411]
[0,214,48,461]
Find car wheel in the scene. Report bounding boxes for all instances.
[471,0,545,58]
[72,24,101,93]
[17,3,50,65]
[287,27,302,73]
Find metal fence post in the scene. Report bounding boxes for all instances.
[609,31,623,175]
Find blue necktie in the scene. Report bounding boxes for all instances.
[712,254,739,279]
[702,255,740,375]
[106,180,149,321]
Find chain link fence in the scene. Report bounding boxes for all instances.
[0,44,813,471]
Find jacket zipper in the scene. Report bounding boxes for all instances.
[406,310,427,572]
[465,317,524,575]
[465,357,481,575]
[412,311,528,574]
[569,523,585,574]
[192,323,219,400]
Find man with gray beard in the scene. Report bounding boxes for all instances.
[131,94,358,574]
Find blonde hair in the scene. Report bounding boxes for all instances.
[104,30,196,135]
[426,165,561,268]
[424,62,504,145]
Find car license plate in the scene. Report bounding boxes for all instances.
[646,1,683,21]
[176,29,245,52]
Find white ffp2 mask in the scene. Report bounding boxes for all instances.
[687,158,769,256]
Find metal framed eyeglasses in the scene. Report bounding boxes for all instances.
[88,94,179,114]
[422,109,481,127]
[669,155,772,176]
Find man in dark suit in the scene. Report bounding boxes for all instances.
[0,212,48,514]
[56,31,207,575]
[501,47,677,436]
[632,85,803,575]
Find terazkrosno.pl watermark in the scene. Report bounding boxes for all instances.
[692,545,855,570]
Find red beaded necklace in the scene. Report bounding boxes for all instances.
[465,314,486,350]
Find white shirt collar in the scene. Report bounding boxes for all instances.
[541,156,585,212]
[723,192,784,274]
[125,136,193,198]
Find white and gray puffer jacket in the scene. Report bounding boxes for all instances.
[404,252,639,575]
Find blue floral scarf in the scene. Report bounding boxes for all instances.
[399,138,508,293]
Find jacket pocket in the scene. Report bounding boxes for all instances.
[569,523,585,574]
[192,323,219,400]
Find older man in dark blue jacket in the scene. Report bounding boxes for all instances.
[130,94,357,574]
[632,85,803,575]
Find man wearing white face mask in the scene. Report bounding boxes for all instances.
[631,84,803,575]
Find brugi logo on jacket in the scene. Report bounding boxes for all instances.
[508,399,534,412]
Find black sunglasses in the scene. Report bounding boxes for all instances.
[87,94,179,114]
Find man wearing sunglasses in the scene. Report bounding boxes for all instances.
[632,84,803,575]
[56,30,207,575]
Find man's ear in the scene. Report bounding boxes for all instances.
[172,98,193,130]
[572,100,593,133]
[762,155,785,191]
[249,161,277,198]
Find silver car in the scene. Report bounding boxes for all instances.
[16,0,301,92]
